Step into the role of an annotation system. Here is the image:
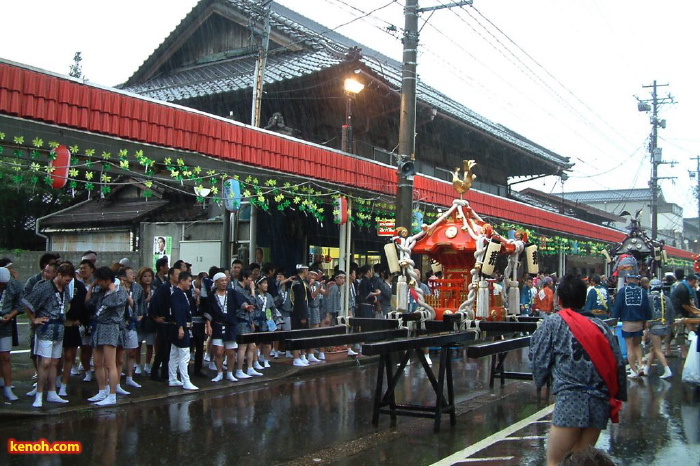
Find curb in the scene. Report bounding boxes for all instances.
[1,354,378,419]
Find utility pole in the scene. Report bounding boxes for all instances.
[395,0,472,231]
[251,0,272,127]
[395,0,419,231]
[636,80,674,241]
[690,156,700,246]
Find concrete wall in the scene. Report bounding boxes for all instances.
[0,250,134,283]
[140,219,225,269]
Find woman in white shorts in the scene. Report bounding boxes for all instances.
[207,273,239,382]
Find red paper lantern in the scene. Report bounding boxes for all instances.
[49,145,70,189]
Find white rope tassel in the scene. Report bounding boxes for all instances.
[456,305,475,321]
[507,281,520,315]
[477,280,490,320]
[459,318,472,333]
[461,235,486,317]
[407,319,417,337]
[501,240,525,313]
[418,310,429,331]
[392,229,431,315]
[396,276,408,312]
[387,311,408,330]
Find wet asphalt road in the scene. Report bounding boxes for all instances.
[1,323,700,465]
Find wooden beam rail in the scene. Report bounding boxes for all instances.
[284,328,409,350]
[236,325,346,345]
[466,336,532,388]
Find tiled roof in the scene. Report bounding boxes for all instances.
[41,198,212,229]
[516,188,625,224]
[121,0,570,170]
[123,49,338,102]
[41,199,169,228]
[558,189,654,204]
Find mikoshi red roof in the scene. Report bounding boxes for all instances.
[0,60,693,261]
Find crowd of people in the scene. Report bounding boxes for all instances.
[0,251,407,407]
[521,268,700,378]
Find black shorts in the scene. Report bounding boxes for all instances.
[63,326,82,348]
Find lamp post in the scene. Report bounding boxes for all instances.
[341,77,364,154]
[339,76,363,316]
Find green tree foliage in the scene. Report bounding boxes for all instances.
[69,51,83,79]
[0,165,72,250]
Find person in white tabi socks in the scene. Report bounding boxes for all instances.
[167,271,198,390]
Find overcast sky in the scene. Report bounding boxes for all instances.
[1,0,698,227]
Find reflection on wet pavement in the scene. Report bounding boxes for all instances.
[1,349,698,465]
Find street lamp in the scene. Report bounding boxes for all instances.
[341,77,364,154]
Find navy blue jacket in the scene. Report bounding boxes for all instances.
[613,283,652,322]
[170,287,192,348]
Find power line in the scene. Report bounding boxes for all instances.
[452,5,634,162]
[568,141,647,179]
[425,6,624,165]
[469,5,638,151]
[327,0,402,36]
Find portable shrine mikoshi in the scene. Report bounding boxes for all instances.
[385,160,539,332]
[241,161,545,432]
[607,209,665,289]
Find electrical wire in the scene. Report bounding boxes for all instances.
[279,0,400,51]
[469,4,638,151]
[450,5,634,163]
[567,141,647,179]
[659,136,697,156]
[419,22,615,167]
[414,0,637,175]
[327,0,402,35]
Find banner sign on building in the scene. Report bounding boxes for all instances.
[377,219,395,237]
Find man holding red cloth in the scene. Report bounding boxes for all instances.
[530,275,627,466]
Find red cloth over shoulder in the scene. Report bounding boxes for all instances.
[559,308,622,423]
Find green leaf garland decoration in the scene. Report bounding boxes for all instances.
[0,128,673,258]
